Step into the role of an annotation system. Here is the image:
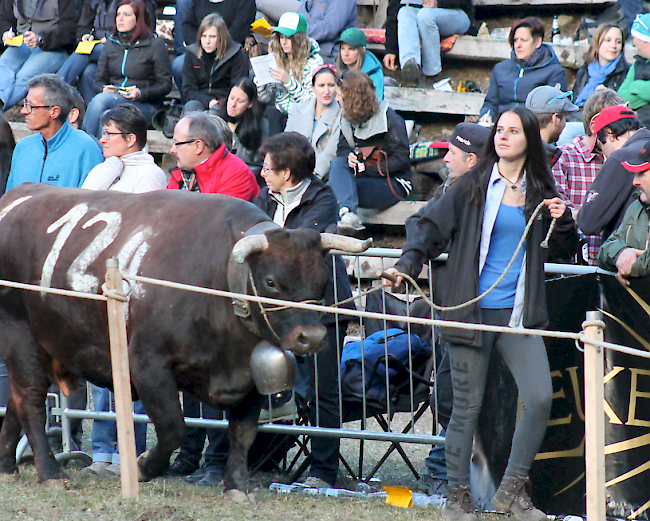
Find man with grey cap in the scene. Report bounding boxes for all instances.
[526,85,580,145]
[404,122,490,498]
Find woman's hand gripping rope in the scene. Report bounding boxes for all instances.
[381,199,563,310]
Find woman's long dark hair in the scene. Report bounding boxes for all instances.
[229,78,264,153]
[468,106,557,213]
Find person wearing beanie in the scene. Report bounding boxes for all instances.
[335,28,384,99]
[578,105,650,241]
[383,0,473,87]
[619,13,650,126]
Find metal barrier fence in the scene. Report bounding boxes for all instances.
[0,249,645,519]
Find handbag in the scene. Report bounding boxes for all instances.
[357,146,405,201]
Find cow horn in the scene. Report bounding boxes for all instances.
[320,233,373,253]
[232,234,269,263]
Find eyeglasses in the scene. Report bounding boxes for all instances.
[173,139,198,148]
[261,163,275,174]
[23,101,53,113]
[101,131,126,140]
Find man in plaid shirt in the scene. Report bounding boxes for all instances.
[552,89,624,264]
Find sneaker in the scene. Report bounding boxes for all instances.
[168,452,201,476]
[184,466,209,483]
[79,461,110,476]
[196,468,225,487]
[401,59,420,87]
[416,474,448,497]
[291,476,332,488]
[103,463,121,477]
[338,210,365,232]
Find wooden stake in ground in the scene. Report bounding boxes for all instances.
[583,310,605,521]
[105,258,139,499]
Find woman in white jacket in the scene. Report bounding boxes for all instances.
[255,12,323,134]
[82,104,167,193]
[285,64,340,179]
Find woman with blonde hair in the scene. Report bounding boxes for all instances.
[255,12,323,134]
[335,28,384,99]
[181,13,249,113]
[328,70,411,232]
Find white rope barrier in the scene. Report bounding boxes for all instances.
[121,273,650,360]
[0,279,108,301]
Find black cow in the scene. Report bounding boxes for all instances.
[0,184,369,500]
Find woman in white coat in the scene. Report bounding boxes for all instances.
[285,64,340,180]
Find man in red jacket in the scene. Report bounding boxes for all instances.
[167,112,259,200]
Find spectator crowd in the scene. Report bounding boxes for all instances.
[1,1,650,520]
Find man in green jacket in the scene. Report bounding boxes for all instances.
[599,140,650,285]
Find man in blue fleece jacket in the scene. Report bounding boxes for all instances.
[6,74,102,191]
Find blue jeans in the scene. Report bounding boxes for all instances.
[0,44,69,109]
[327,156,407,213]
[83,92,158,138]
[174,0,193,55]
[90,384,147,463]
[172,54,185,101]
[397,7,470,76]
[57,44,104,88]
[79,64,100,103]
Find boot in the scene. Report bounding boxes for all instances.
[492,476,547,521]
[442,485,479,521]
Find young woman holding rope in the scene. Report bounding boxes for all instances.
[384,106,578,521]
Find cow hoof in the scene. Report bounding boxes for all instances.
[41,478,71,490]
[224,489,257,504]
[0,471,20,483]
[137,451,153,482]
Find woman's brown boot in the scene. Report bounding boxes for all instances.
[492,476,547,521]
[442,485,479,521]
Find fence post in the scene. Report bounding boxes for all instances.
[583,310,605,521]
[105,259,139,499]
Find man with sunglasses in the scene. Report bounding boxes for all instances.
[525,86,579,165]
[5,74,102,191]
[166,112,259,200]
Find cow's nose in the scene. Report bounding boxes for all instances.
[290,325,326,353]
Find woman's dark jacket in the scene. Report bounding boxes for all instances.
[182,0,256,45]
[479,44,567,118]
[384,0,473,57]
[336,106,411,179]
[94,34,173,103]
[395,165,578,347]
[76,0,157,41]
[182,42,249,106]
[253,177,354,322]
[572,57,630,101]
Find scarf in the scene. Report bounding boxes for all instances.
[513,45,547,69]
[634,55,650,81]
[117,29,135,47]
[576,55,620,106]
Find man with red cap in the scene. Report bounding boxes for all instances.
[599,140,650,284]
[578,105,650,241]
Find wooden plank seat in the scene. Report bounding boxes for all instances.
[358,200,427,226]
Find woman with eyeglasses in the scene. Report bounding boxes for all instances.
[80,104,164,477]
[82,0,172,138]
[384,106,577,521]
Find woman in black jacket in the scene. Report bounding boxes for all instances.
[82,0,172,138]
[328,70,412,232]
[385,107,577,521]
[255,131,352,488]
[182,14,249,113]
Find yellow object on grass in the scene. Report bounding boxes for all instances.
[75,40,102,54]
[251,18,273,39]
[5,35,23,47]
[384,486,413,508]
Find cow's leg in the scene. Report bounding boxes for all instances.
[132,369,186,481]
[223,390,264,503]
[0,395,22,478]
[1,340,66,484]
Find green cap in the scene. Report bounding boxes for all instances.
[336,27,367,48]
[272,12,308,37]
